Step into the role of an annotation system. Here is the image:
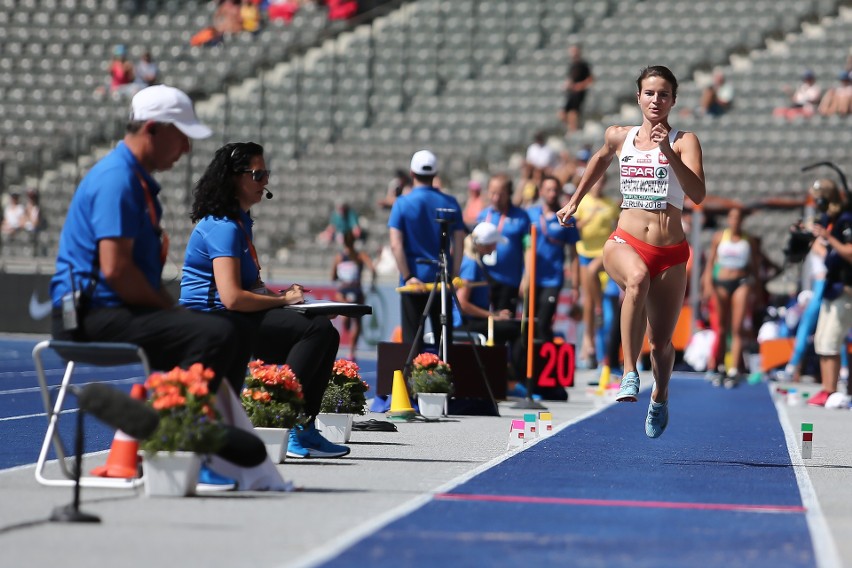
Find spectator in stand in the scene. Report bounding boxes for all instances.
[241,0,262,34]
[268,0,302,22]
[214,0,244,38]
[524,175,580,342]
[95,44,137,99]
[378,169,411,210]
[331,230,377,362]
[319,201,363,245]
[773,69,822,120]
[701,206,760,388]
[1,192,26,237]
[463,179,485,229]
[525,132,558,177]
[476,174,531,316]
[23,188,43,233]
[514,162,540,209]
[696,69,734,118]
[573,173,619,368]
[818,71,852,117]
[558,45,594,134]
[134,49,159,88]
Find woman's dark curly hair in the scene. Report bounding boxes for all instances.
[190,142,264,223]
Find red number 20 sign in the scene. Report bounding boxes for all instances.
[535,341,575,388]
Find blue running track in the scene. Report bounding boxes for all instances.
[321,376,816,568]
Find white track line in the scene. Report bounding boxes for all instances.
[774,388,842,568]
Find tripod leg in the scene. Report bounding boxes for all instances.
[401,284,439,378]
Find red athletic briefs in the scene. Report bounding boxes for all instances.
[609,227,690,280]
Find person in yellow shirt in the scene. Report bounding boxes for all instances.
[573,173,620,368]
[241,0,261,34]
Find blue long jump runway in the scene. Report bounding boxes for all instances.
[320,376,817,568]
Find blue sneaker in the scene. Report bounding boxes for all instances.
[615,372,640,402]
[197,463,236,491]
[287,422,350,459]
[645,399,669,438]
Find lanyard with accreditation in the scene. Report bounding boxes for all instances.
[134,169,169,266]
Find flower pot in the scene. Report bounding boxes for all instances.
[417,392,448,418]
[315,413,352,443]
[143,451,202,497]
[253,427,290,464]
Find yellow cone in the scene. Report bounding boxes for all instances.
[596,365,611,395]
[388,370,416,420]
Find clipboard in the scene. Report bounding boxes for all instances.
[282,299,373,317]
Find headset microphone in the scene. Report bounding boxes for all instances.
[265,189,273,199]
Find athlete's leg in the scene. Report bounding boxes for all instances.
[645,264,688,402]
[603,239,649,375]
[711,286,732,372]
[729,282,753,374]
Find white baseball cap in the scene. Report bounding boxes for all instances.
[472,222,508,246]
[410,150,438,176]
[130,85,212,139]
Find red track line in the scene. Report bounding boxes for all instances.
[433,492,806,514]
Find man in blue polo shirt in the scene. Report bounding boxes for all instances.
[525,175,580,341]
[476,174,532,316]
[388,150,466,350]
[50,85,248,393]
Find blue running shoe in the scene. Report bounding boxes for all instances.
[197,463,237,491]
[287,421,350,459]
[645,399,669,438]
[615,372,640,402]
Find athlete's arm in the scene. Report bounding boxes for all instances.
[663,129,706,205]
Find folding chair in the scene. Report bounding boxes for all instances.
[32,340,150,489]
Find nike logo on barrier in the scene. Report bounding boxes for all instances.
[29,291,53,320]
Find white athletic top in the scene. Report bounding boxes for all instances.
[715,229,751,270]
[618,126,685,210]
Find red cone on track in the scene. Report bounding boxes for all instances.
[90,384,146,479]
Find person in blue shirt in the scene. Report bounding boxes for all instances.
[476,174,532,316]
[388,150,466,351]
[50,86,269,482]
[453,222,525,395]
[50,85,252,395]
[180,141,349,459]
[524,175,580,342]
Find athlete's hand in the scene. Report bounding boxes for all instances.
[650,123,672,155]
[556,202,577,226]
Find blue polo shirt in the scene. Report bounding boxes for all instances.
[527,205,580,288]
[180,210,259,311]
[50,142,164,308]
[476,205,531,287]
[452,255,490,328]
[388,185,464,285]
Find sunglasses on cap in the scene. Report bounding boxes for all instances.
[240,169,271,182]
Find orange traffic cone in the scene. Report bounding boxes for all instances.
[387,370,416,421]
[90,384,146,479]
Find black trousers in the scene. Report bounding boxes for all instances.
[533,285,561,342]
[489,282,520,315]
[252,309,340,418]
[400,290,453,352]
[52,306,254,395]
